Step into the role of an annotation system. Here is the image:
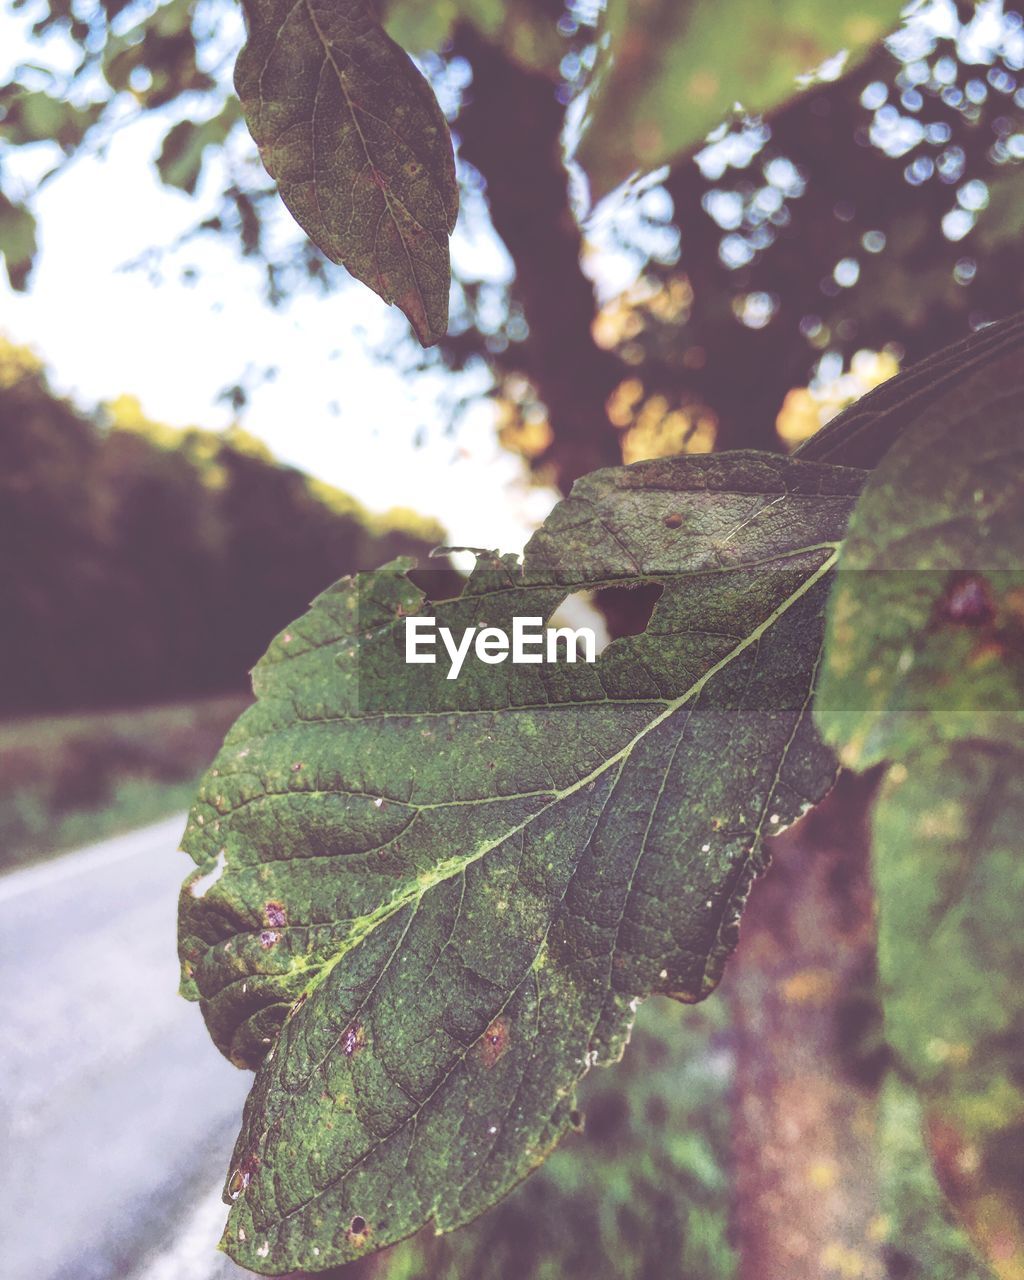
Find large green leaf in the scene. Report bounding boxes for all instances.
[816,322,1024,1278]
[234,0,458,345]
[815,335,1024,768]
[178,450,864,1273]
[576,0,907,203]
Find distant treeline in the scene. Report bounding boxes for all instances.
[0,340,444,712]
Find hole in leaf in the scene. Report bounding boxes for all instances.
[547,591,610,656]
[593,581,664,644]
[406,563,467,603]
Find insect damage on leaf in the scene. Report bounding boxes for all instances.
[178,451,865,1273]
[234,0,458,345]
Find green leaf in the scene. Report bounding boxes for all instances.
[873,746,1024,1278]
[379,999,735,1280]
[383,0,564,76]
[0,192,37,290]
[179,450,863,1273]
[797,311,1024,471]
[815,331,1024,768]
[576,0,907,203]
[815,317,1024,1277]
[234,0,458,345]
[0,86,102,149]
[155,103,241,195]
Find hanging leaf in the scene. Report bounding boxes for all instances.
[576,0,908,203]
[0,193,37,290]
[155,102,241,195]
[179,450,864,1272]
[234,0,458,345]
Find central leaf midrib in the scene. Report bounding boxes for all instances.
[242,547,840,1240]
[302,0,425,307]
[295,544,841,1002]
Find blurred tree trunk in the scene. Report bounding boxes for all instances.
[722,771,888,1280]
[454,27,623,489]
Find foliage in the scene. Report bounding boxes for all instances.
[3,0,1023,1273]
[379,997,736,1280]
[0,339,443,712]
[576,0,906,201]
[178,450,861,1270]
[816,318,1024,1277]
[3,0,1023,471]
[234,0,459,344]
[174,309,1024,1273]
[0,693,248,872]
[878,1074,994,1280]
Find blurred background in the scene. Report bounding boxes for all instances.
[1,0,1022,1276]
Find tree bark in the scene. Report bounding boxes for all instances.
[722,771,888,1280]
[453,27,624,490]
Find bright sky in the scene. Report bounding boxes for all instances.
[0,7,559,553]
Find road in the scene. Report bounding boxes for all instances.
[0,816,252,1280]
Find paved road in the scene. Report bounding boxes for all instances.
[0,817,252,1280]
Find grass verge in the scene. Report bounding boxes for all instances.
[0,693,249,873]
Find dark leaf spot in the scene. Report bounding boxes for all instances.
[940,573,994,626]
[478,1016,510,1069]
[340,1023,366,1057]
[265,901,287,928]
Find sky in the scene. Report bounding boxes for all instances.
[0,5,558,553]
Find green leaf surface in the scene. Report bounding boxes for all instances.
[873,746,1024,1278]
[0,192,37,290]
[576,0,907,203]
[814,316,1024,1277]
[155,103,241,194]
[380,999,735,1280]
[178,450,864,1273]
[815,332,1024,768]
[234,0,458,345]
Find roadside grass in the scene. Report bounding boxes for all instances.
[0,693,249,873]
